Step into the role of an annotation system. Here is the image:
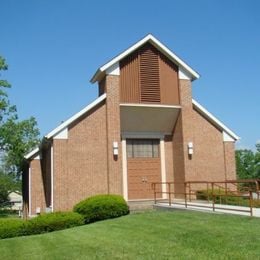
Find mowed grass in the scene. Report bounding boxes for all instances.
[0,210,260,259]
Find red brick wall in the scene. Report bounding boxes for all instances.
[30,159,46,215]
[171,79,237,194]
[224,142,236,180]
[191,108,226,182]
[53,101,109,211]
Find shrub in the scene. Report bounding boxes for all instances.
[196,189,232,201]
[74,194,129,223]
[0,219,24,239]
[23,212,84,235]
[0,212,84,239]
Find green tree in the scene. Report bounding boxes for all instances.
[0,55,40,179]
[236,143,260,179]
[0,117,40,176]
[0,56,16,123]
[0,171,19,207]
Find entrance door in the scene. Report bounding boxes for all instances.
[127,139,162,200]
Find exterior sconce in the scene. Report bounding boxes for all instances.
[113,141,118,155]
[188,142,193,155]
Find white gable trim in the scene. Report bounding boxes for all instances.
[90,34,200,83]
[192,99,239,141]
[24,147,40,160]
[45,93,106,139]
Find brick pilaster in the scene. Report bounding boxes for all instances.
[172,79,194,195]
[105,75,122,195]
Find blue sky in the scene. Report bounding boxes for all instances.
[1,0,259,150]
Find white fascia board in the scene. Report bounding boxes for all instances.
[24,147,40,160]
[192,99,240,141]
[90,34,200,83]
[45,93,107,140]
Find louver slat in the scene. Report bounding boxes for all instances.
[120,51,140,103]
[139,44,160,103]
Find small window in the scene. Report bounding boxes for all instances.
[126,139,159,158]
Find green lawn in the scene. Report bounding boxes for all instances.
[0,210,260,259]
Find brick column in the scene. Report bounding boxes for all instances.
[105,75,122,195]
[172,79,194,196]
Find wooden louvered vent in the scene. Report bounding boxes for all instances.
[139,44,161,103]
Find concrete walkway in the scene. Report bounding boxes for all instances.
[154,200,260,217]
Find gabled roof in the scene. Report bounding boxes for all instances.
[192,99,240,141]
[90,34,200,83]
[24,93,107,160]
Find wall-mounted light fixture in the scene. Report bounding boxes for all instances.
[188,142,193,155]
[113,141,119,156]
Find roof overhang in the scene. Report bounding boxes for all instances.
[91,34,200,83]
[120,103,181,134]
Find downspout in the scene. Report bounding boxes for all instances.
[51,144,54,212]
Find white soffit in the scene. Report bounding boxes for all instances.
[90,34,200,83]
[179,68,192,80]
[45,93,107,140]
[53,127,68,140]
[223,131,235,142]
[192,99,240,141]
[120,103,180,133]
[106,62,120,76]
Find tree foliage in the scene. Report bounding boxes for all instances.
[0,55,40,179]
[236,143,260,179]
[0,56,16,123]
[0,117,40,176]
[0,171,20,207]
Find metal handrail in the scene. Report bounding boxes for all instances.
[152,180,260,217]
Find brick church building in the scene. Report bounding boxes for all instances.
[23,34,239,217]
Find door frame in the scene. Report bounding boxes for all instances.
[122,133,167,201]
